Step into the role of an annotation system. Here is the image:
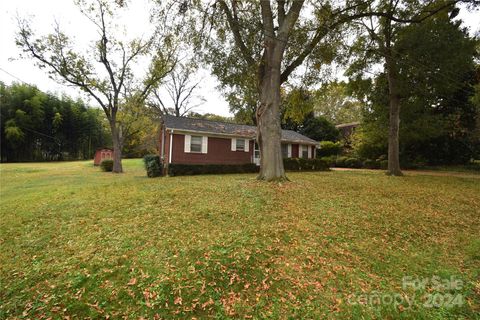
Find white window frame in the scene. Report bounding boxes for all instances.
[231,138,249,152]
[236,138,245,151]
[190,135,203,153]
[184,134,208,154]
[300,145,309,159]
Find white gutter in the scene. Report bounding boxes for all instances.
[168,129,173,164]
[165,127,255,139]
[160,126,165,160]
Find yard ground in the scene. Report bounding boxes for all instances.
[1,159,479,319]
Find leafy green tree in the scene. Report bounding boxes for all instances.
[348,0,478,175]
[282,88,315,128]
[182,1,353,180]
[313,82,363,124]
[187,112,235,123]
[16,0,175,172]
[280,87,339,143]
[299,113,340,142]
[1,82,109,162]
[353,14,479,166]
[183,0,448,180]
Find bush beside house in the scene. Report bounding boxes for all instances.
[143,155,163,177]
[100,159,114,172]
[168,163,259,176]
[283,158,329,171]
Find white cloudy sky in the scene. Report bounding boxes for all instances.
[1,0,479,117]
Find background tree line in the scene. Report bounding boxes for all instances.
[9,0,480,176]
[0,82,111,162]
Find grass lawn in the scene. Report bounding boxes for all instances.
[1,159,479,319]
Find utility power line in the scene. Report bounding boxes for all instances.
[0,66,31,86]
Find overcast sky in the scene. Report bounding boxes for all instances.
[1,1,479,118]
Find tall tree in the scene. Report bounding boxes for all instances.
[349,0,478,175]
[1,82,110,162]
[16,0,176,172]
[149,62,205,117]
[352,13,478,166]
[185,0,457,180]
[313,81,363,124]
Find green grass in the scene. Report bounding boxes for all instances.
[1,159,479,319]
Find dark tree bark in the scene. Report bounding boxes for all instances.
[254,0,303,181]
[384,51,403,176]
[256,43,286,181]
[110,120,123,173]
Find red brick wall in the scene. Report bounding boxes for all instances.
[170,133,253,165]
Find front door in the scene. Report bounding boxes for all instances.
[253,142,260,166]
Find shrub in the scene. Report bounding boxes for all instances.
[345,157,362,168]
[298,158,310,170]
[168,163,258,176]
[317,141,342,157]
[363,159,380,169]
[143,154,163,178]
[335,156,349,168]
[311,158,330,170]
[379,160,388,170]
[333,156,363,168]
[100,159,113,172]
[320,156,336,167]
[283,158,329,171]
[466,160,480,171]
[283,158,300,171]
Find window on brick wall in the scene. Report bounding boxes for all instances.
[236,139,245,151]
[190,136,202,152]
[302,145,308,158]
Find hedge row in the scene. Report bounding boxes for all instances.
[168,163,259,176]
[143,154,163,177]
[142,157,330,177]
[283,158,329,171]
[320,155,388,169]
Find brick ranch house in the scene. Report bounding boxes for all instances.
[158,115,318,167]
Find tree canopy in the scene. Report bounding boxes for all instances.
[1,82,110,162]
[352,13,479,165]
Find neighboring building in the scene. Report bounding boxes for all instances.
[158,115,318,167]
[93,148,113,166]
[336,122,360,140]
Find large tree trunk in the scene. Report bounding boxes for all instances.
[110,121,123,173]
[256,46,286,181]
[385,53,403,176]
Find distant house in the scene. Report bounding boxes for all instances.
[336,122,360,140]
[158,115,318,167]
[93,148,113,166]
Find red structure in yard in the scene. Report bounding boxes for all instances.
[93,148,114,166]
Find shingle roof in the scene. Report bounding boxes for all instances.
[163,115,317,144]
